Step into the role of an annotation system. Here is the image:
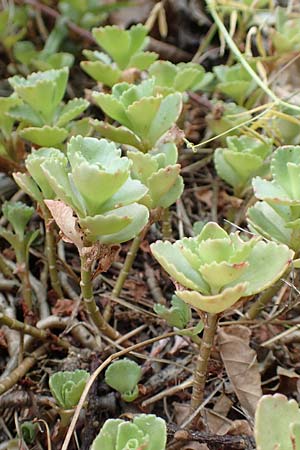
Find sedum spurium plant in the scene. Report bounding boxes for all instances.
[0,202,38,314]
[148,60,211,95]
[91,78,182,152]
[248,146,300,252]
[213,63,258,106]
[49,369,89,427]
[151,222,294,412]
[255,394,300,450]
[105,359,142,402]
[41,135,149,338]
[7,67,88,147]
[272,7,300,54]
[13,148,67,297]
[154,294,191,329]
[127,142,184,209]
[81,24,158,87]
[91,414,167,450]
[214,135,273,197]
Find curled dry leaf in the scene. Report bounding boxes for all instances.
[44,200,83,250]
[217,325,262,417]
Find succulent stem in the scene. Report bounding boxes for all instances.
[162,207,172,240]
[103,225,149,321]
[18,262,33,313]
[190,312,218,412]
[80,251,119,340]
[41,204,63,298]
[246,281,283,320]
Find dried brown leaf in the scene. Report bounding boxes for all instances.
[217,325,262,417]
[44,200,83,250]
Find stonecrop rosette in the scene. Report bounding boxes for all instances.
[40,135,149,244]
[248,146,300,251]
[151,222,294,314]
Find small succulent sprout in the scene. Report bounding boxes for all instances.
[20,421,38,445]
[214,63,258,106]
[247,146,300,251]
[105,359,142,402]
[255,394,300,450]
[214,135,273,196]
[41,136,149,244]
[272,7,300,54]
[154,295,191,329]
[151,222,294,314]
[81,24,158,87]
[49,369,89,409]
[127,142,184,208]
[7,68,88,147]
[91,414,167,450]
[92,78,182,152]
[2,201,34,241]
[148,60,210,94]
[206,102,251,143]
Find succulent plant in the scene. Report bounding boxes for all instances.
[92,78,182,152]
[127,142,184,209]
[214,63,258,106]
[20,421,38,445]
[148,60,211,94]
[255,394,300,450]
[81,24,158,87]
[151,222,294,314]
[49,369,89,410]
[91,414,167,450]
[272,7,300,54]
[105,359,142,402]
[214,135,273,196]
[0,6,28,50]
[206,102,251,143]
[58,0,129,30]
[154,295,191,329]
[248,146,300,252]
[41,136,149,244]
[14,18,74,71]
[7,68,88,146]
[0,202,39,310]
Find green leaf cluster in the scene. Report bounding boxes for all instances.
[7,68,88,146]
[148,60,212,94]
[105,359,142,402]
[272,7,300,54]
[248,146,300,251]
[91,414,167,450]
[92,78,182,151]
[214,63,258,106]
[255,394,300,450]
[151,222,294,314]
[128,143,184,208]
[49,369,89,409]
[81,24,158,86]
[14,18,74,72]
[154,295,191,329]
[0,201,38,264]
[39,136,149,244]
[214,135,273,197]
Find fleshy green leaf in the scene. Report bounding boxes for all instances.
[19,126,68,146]
[49,369,89,409]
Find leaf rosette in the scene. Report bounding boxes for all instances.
[81,24,158,87]
[7,68,88,146]
[92,78,182,151]
[105,359,142,402]
[148,60,212,94]
[40,136,149,244]
[248,146,300,251]
[214,135,272,197]
[91,414,167,450]
[151,222,294,314]
[127,142,184,208]
[49,369,89,409]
